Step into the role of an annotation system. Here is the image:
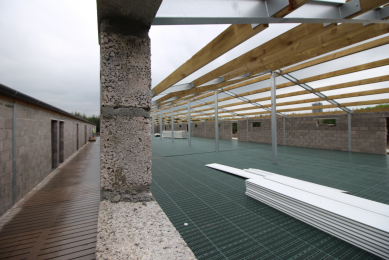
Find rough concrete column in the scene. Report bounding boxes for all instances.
[100,19,153,203]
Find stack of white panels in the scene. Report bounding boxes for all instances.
[246,178,389,259]
[162,131,188,139]
[206,163,389,259]
[175,131,188,139]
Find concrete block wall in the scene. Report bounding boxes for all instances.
[16,103,52,201]
[0,99,96,216]
[0,99,14,216]
[241,118,285,145]
[351,112,388,154]
[152,112,388,155]
[156,120,234,140]
[244,112,388,154]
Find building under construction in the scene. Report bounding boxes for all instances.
[1,0,389,259]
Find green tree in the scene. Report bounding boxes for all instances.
[71,112,100,133]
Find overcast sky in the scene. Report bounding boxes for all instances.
[1,0,388,117]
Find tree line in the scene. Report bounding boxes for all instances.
[71,112,100,133]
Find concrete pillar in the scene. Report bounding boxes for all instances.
[99,18,153,202]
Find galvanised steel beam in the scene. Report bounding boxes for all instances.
[215,90,219,152]
[220,90,287,118]
[271,71,278,164]
[160,110,162,140]
[276,71,353,114]
[171,105,174,143]
[354,5,389,25]
[348,114,352,152]
[188,100,191,147]
[194,100,249,119]
[152,116,154,136]
[152,0,388,25]
[152,82,194,99]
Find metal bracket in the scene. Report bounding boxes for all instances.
[252,0,289,29]
[230,72,251,80]
[322,0,361,26]
[266,0,290,17]
[356,6,389,25]
[203,76,224,86]
[276,72,353,114]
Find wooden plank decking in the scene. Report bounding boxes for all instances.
[0,138,100,260]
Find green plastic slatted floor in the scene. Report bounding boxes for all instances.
[151,137,389,260]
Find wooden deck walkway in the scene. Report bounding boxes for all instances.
[0,138,100,260]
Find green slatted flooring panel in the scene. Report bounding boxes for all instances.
[152,137,256,157]
[151,138,389,260]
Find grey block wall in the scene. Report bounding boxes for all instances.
[0,99,95,216]
[244,112,388,154]
[99,19,153,202]
[154,111,388,155]
[0,99,14,216]
[156,121,234,140]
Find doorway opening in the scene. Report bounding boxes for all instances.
[60,121,64,163]
[85,125,87,144]
[232,123,237,140]
[51,120,58,169]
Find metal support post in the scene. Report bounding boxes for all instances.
[247,119,249,142]
[171,105,174,143]
[12,103,17,204]
[271,71,277,164]
[222,119,224,140]
[215,90,219,152]
[188,100,191,147]
[205,121,206,138]
[348,114,352,151]
[283,117,286,146]
[152,116,154,137]
[160,110,162,140]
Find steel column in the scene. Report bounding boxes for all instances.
[215,90,219,152]
[283,117,286,146]
[222,119,224,140]
[12,103,17,204]
[348,114,352,151]
[188,100,191,147]
[271,71,277,164]
[247,119,249,142]
[160,110,162,140]
[152,116,154,137]
[171,105,174,143]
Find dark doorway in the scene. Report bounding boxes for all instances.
[232,123,237,140]
[51,120,58,169]
[60,121,64,163]
[59,121,65,163]
[76,124,79,150]
[187,125,188,131]
[85,125,87,144]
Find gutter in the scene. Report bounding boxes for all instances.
[0,83,96,125]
